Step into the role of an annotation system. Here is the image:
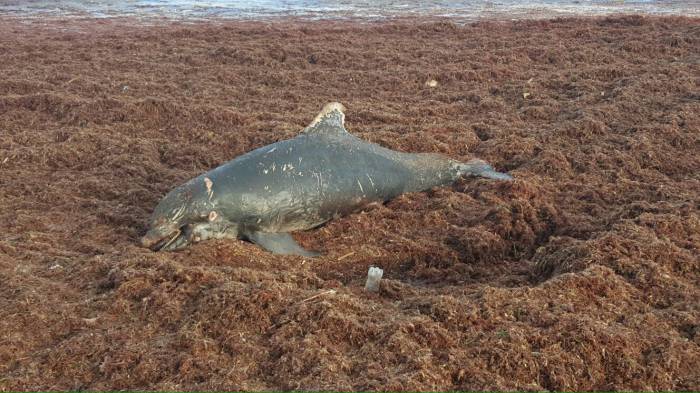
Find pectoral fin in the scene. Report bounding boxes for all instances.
[247,231,320,257]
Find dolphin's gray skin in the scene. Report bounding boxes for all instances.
[141,103,512,256]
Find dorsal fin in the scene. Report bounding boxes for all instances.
[302,102,347,135]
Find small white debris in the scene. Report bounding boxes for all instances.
[302,289,336,303]
[49,264,63,270]
[364,266,383,292]
[426,79,438,88]
[337,251,355,261]
[523,92,531,99]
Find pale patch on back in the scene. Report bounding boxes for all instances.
[303,102,347,134]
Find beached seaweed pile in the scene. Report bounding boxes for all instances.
[0,15,698,390]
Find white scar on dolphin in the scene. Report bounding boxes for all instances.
[204,177,213,200]
[142,102,513,256]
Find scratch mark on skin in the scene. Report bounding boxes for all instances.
[357,179,364,194]
[171,205,186,222]
[204,177,214,201]
[312,172,323,192]
[366,174,375,189]
[282,163,295,172]
[267,147,277,154]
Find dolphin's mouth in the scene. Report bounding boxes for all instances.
[143,226,191,251]
[153,228,181,251]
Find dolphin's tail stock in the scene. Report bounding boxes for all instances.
[457,159,513,181]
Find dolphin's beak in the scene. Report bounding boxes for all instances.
[140,232,161,249]
[141,228,179,251]
[141,226,191,251]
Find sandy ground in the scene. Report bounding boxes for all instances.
[0,15,698,391]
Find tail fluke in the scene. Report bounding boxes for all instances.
[458,159,513,181]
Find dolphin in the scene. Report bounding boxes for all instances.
[141,102,512,256]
